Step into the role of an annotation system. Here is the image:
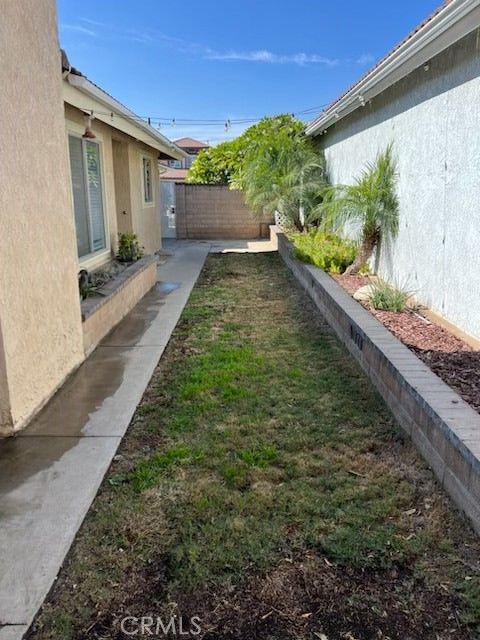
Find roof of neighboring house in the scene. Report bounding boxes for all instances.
[159,168,189,182]
[306,0,480,136]
[173,137,210,150]
[61,50,187,161]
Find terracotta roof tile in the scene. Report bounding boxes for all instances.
[173,137,209,149]
[160,168,189,181]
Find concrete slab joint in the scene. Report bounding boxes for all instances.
[276,230,480,535]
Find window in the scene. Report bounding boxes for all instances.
[143,157,153,204]
[68,135,106,259]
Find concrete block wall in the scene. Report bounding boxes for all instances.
[175,184,270,240]
[277,231,480,534]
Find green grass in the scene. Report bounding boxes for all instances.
[28,253,480,640]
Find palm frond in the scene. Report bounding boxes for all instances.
[320,144,399,244]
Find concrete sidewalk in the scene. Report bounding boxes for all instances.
[0,241,210,639]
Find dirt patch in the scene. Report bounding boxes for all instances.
[334,275,480,414]
[176,554,466,640]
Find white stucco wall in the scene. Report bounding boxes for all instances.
[317,30,480,340]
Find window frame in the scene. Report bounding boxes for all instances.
[142,156,155,206]
[67,125,110,266]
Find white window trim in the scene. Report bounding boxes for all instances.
[66,119,111,267]
[141,155,155,207]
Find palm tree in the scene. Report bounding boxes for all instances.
[323,144,399,275]
[241,133,327,231]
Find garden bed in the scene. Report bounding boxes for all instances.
[81,255,157,355]
[333,275,480,414]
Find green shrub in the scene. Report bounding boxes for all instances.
[291,231,356,274]
[117,232,143,262]
[368,280,410,312]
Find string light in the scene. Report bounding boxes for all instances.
[74,102,332,141]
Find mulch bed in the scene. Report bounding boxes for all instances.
[333,275,480,414]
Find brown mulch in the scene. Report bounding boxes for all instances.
[334,275,480,414]
[333,274,371,296]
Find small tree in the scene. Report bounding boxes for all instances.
[186,140,242,185]
[186,115,305,187]
[323,144,399,275]
[241,134,326,230]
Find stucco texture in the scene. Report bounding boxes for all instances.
[65,103,120,268]
[0,0,85,434]
[128,144,161,255]
[317,30,480,340]
[64,103,162,259]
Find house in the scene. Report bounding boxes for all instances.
[160,137,210,182]
[307,0,480,341]
[0,2,184,437]
[63,56,186,266]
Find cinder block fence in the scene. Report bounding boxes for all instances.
[175,184,270,240]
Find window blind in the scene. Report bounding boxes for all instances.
[68,136,106,258]
[68,136,90,258]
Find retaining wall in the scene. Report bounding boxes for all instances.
[277,230,480,534]
[82,256,157,355]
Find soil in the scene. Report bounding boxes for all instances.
[334,275,480,413]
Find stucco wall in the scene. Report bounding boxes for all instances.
[0,1,85,434]
[113,139,133,236]
[317,30,480,340]
[65,103,119,269]
[65,103,162,261]
[129,144,161,254]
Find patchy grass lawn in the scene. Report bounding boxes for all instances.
[28,254,480,639]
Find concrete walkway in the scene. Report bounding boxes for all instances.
[0,242,210,639]
[163,236,278,254]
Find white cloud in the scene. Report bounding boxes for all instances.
[205,49,338,66]
[60,24,97,37]
[356,53,375,66]
[64,20,362,69]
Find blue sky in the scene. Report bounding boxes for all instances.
[58,0,440,144]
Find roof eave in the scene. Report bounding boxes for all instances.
[307,0,480,137]
[66,74,188,159]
